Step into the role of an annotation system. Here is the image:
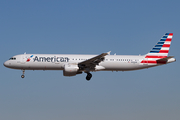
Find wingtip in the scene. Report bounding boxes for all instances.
[107,51,111,55]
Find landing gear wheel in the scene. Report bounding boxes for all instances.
[21,75,25,78]
[21,70,25,78]
[86,73,92,81]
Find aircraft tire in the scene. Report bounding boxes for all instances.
[21,75,25,78]
[86,73,92,81]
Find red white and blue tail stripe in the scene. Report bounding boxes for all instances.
[141,33,173,64]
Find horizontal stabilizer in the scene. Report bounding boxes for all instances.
[157,56,174,62]
[156,56,175,64]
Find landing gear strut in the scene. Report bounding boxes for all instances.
[21,70,25,78]
[86,73,92,81]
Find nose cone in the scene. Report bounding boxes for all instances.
[3,61,10,68]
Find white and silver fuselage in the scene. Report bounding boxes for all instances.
[4,54,174,71]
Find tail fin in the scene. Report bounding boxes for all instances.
[145,33,173,59]
[141,33,174,64]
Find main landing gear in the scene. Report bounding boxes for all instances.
[21,70,25,78]
[86,73,92,81]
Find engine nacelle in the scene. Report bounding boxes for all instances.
[63,64,79,76]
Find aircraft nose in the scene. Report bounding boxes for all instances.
[3,61,10,67]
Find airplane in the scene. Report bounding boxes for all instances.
[4,33,176,81]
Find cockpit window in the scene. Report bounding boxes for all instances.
[9,57,16,60]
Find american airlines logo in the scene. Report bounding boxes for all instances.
[26,55,34,62]
[33,56,69,62]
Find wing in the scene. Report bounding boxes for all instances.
[78,51,110,71]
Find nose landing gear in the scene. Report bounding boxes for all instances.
[86,73,92,81]
[21,70,25,78]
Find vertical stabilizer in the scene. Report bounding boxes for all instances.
[146,33,173,58]
[141,33,173,64]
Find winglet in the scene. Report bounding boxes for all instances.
[107,51,111,55]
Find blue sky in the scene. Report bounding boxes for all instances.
[0,0,180,120]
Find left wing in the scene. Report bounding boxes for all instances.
[78,51,110,70]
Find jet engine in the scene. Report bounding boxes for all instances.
[63,64,79,76]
